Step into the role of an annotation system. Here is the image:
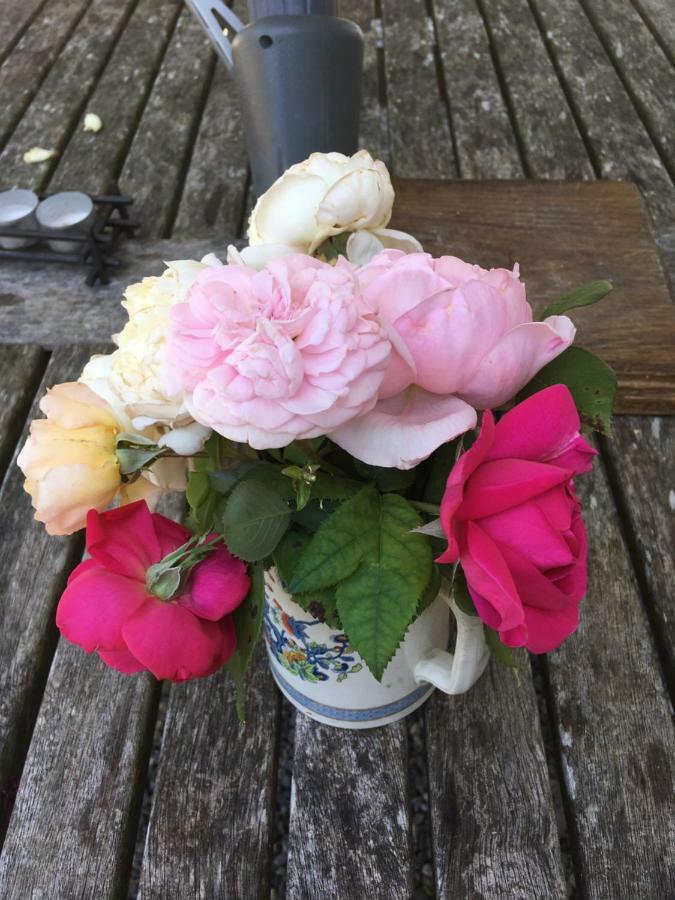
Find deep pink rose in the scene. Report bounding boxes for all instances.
[329,251,575,469]
[437,385,596,653]
[56,501,250,682]
[166,255,391,449]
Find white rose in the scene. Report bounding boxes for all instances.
[238,150,422,267]
[80,256,216,454]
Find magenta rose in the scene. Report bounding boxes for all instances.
[437,385,596,653]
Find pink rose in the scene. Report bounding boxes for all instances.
[437,385,596,653]
[166,256,391,449]
[56,501,250,682]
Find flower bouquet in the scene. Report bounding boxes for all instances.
[18,151,616,728]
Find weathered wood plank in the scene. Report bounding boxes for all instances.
[426,664,566,897]
[530,0,675,279]
[0,346,96,841]
[46,0,182,196]
[2,181,675,414]
[171,0,249,239]
[380,0,457,178]
[432,0,523,178]
[0,345,47,478]
[544,459,675,898]
[0,645,158,898]
[0,0,91,150]
[340,0,388,163]
[478,0,593,179]
[0,0,139,190]
[286,716,415,899]
[0,0,47,67]
[602,417,675,687]
[119,9,215,239]
[581,0,675,179]
[137,650,280,898]
[632,0,675,65]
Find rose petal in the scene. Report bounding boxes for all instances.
[458,458,571,520]
[460,521,524,633]
[180,546,250,620]
[98,648,147,674]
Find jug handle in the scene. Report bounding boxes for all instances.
[413,588,490,695]
[184,0,245,71]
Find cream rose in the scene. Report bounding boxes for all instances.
[231,150,421,268]
[81,258,216,454]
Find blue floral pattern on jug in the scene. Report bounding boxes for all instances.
[264,598,363,683]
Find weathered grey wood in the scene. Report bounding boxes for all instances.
[171,1,249,239]
[380,0,457,178]
[432,0,523,178]
[426,664,566,898]
[138,650,280,898]
[340,0,388,163]
[581,0,675,179]
[286,716,414,899]
[0,0,47,67]
[478,0,593,180]
[0,346,96,838]
[0,0,139,189]
[0,645,158,898]
[119,10,215,239]
[602,417,675,687]
[544,459,675,898]
[0,0,91,150]
[46,0,182,196]
[0,345,47,477]
[530,0,675,280]
[632,0,675,65]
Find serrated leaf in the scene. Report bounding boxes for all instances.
[416,562,441,616]
[222,480,291,562]
[337,566,417,680]
[273,529,312,586]
[353,460,416,492]
[539,280,612,319]
[225,561,264,720]
[289,486,379,593]
[311,472,362,500]
[294,587,341,629]
[292,499,340,532]
[516,346,617,435]
[371,493,432,601]
[186,470,218,531]
[116,446,164,475]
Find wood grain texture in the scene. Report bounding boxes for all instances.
[0,344,47,477]
[632,0,675,64]
[432,0,523,179]
[46,0,182,196]
[581,0,675,178]
[389,179,675,413]
[0,0,90,149]
[340,0,388,162]
[0,643,158,898]
[478,0,593,179]
[286,716,414,899]
[380,0,457,178]
[0,0,139,189]
[171,1,249,239]
[138,650,280,899]
[0,0,47,67]
[0,346,96,837]
[544,459,675,899]
[426,664,566,898]
[119,9,215,239]
[530,0,675,273]
[601,417,675,687]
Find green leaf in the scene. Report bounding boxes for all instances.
[353,460,416,492]
[337,566,417,680]
[208,469,240,494]
[539,280,612,319]
[372,493,432,601]
[273,529,311,586]
[225,561,265,720]
[186,470,218,531]
[116,446,165,475]
[294,587,341,629]
[222,480,292,562]
[416,562,442,616]
[289,486,379,593]
[423,439,460,504]
[311,472,363,500]
[484,626,520,683]
[516,346,617,435]
[453,571,478,616]
[292,499,340,532]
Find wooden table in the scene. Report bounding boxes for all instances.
[0,1,674,897]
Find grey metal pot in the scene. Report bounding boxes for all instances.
[184,0,363,195]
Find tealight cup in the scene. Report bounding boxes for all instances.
[36,191,94,253]
[0,189,39,249]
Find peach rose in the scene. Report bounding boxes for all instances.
[17,382,159,535]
